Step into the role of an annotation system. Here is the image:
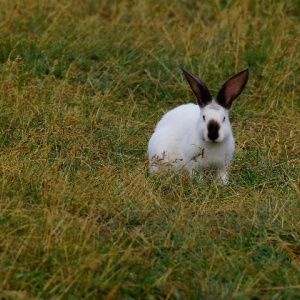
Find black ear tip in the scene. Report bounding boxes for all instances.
[179,64,184,71]
[238,68,249,82]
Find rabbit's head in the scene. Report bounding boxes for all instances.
[180,65,248,143]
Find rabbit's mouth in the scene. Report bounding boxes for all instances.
[202,137,221,144]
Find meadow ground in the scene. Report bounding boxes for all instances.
[0,0,300,299]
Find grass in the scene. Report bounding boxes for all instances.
[0,0,299,298]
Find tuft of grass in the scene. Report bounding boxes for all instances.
[0,0,299,299]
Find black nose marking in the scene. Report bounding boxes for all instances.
[208,120,220,141]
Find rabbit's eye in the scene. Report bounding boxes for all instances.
[203,115,206,121]
[223,116,226,122]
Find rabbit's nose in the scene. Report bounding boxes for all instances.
[208,120,220,141]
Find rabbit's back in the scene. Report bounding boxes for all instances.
[154,103,200,131]
[148,103,201,172]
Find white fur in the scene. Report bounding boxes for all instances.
[148,101,235,185]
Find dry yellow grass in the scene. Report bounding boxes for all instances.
[0,0,299,298]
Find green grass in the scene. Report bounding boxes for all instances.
[0,0,300,299]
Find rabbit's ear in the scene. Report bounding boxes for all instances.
[216,69,249,109]
[179,64,212,107]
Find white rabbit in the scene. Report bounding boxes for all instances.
[148,65,249,185]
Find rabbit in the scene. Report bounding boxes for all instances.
[148,65,249,185]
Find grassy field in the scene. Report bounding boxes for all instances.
[0,0,299,299]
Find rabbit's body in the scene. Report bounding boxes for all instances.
[148,103,235,183]
[148,66,248,185]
